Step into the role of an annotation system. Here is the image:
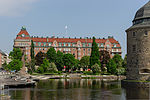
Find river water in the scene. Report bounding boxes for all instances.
[7,79,150,100]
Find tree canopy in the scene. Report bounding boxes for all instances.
[106,59,117,74]
[55,50,64,71]
[30,40,35,59]
[9,48,23,60]
[90,37,101,67]
[80,56,90,70]
[63,53,76,72]
[35,51,46,66]
[7,59,23,71]
[46,48,57,63]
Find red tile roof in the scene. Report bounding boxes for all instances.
[17,30,30,36]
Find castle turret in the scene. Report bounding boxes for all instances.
[126,1,150,81]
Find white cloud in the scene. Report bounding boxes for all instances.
[0,0,38,16]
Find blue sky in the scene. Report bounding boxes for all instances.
[0,0,148,57]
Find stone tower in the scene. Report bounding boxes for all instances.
[126,1,150,81]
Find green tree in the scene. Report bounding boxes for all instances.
[47,48,57,63]
[2,61,8,70]
[9,48,23,60]
[112,54,123,68]
[55,51,64,71]
[48,62,58,72]
[7,59,23,71]
[35,51,46,66]
[40,58,50,72]
[90,37,101,67]
[106,59,117,74]
[80,56,90,71]
[91,63,101,74]
[63,54,76,72]
[99,50,110,71]
[37,67,44,73]
[30,40,35,59]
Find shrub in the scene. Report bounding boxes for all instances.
[91,63,101,74]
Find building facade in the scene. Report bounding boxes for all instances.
[14,27,122,61]
[0,49,7,68]
[126,1,150,81]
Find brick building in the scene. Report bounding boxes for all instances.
[14,27,122,61]
[0,49,7,68]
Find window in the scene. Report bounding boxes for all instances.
[132,45,136,52]
[82,43,86,47]
[63,43,66,46]
[72,43,76,47]
[97,43,99,47]
[38,42,41,46]
[59,43,62,46]
[101,43,104,47]
[44,42,46,46]
[144,31,148,36]
[49,43,52,46]
[88,43,92,47]
[68,43,71,47]
[132,32,136,37]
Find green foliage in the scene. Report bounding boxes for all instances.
[91,63,101,74]
[106,59,117,74]
[37,66,44,73]
[116,67,126,75]
[46,48,57,63]
[90,37,101,67]
[99,50,110,71]
[30,40,35,59]
[63,53,76,72]
[112,54,123,68]
[7,59,23,71]
[80,56,90,70]
[47,62,58,72]
[2,61,8,70]
[9,48,23,60]
[40,58,50,72]
[35,51,46,66]
[83,71,93,75]
[55,50,64,71]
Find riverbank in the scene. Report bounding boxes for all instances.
[31,74,126,81]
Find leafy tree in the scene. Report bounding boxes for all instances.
[106,59,117,74]
[112,54,123,68]
[37,67,44,73]
[30,40,35,59]
[63,54,76,72]
[55,51,64,71]
[40,58,50,72]
[90,37,101,67]
[35,51,46,66]
[7,59,23,71]
[9,48,23,60]
[80,56,90,71]
[91,63,101,74]
[99,50,110,71]
[2,61,8,70]
[73,59,80,71]
[47,62,58,72]
[47,48,57,63]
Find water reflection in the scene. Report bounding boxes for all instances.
[125,87,150,100]
[8,79,150,100]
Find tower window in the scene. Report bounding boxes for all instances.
[132,32,136,37]
[144,31,148,36]
[132,45,136,52]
